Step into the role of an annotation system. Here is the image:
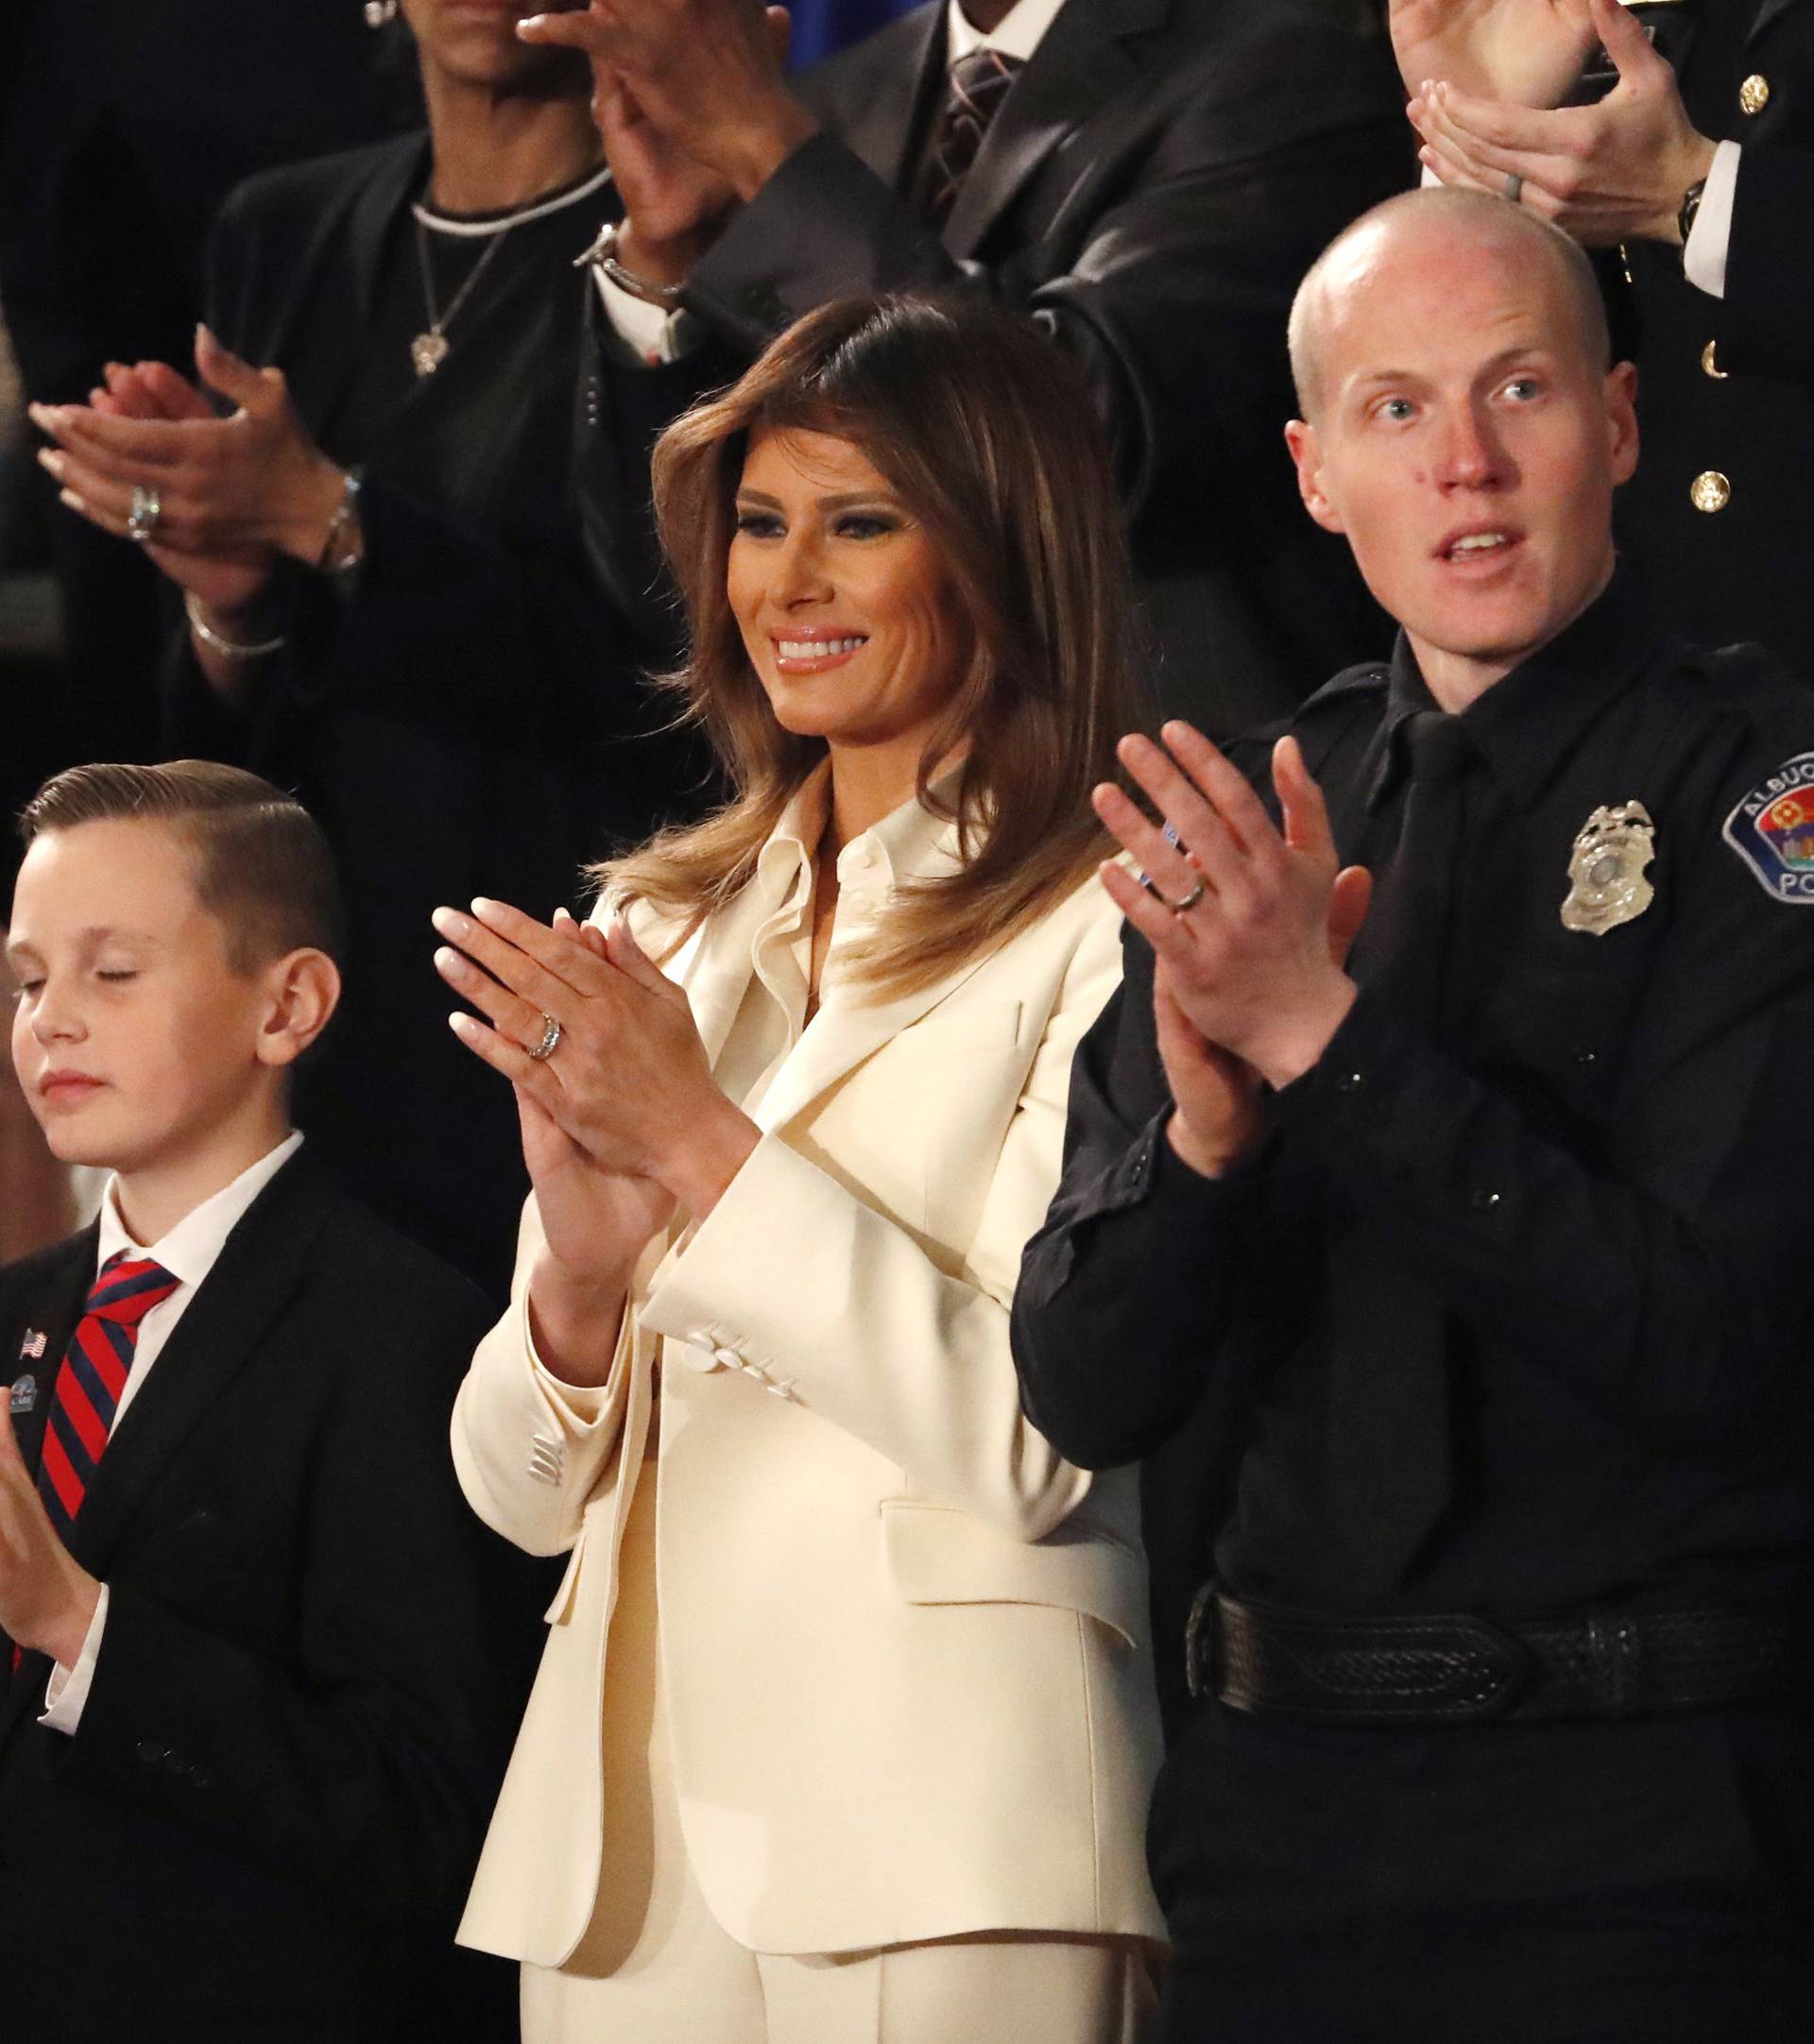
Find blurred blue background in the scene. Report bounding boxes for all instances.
[786,0,927,67]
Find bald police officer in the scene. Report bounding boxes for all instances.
[1014,188,1814,2041]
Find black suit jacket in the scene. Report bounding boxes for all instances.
[160,134,714,1300]
[586,0,1412,737]
[0,1155,547,2044]
[1615,0,1814,680]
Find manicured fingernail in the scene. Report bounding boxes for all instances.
[431,905,468,936]
[434,947,464,976]
[36,450,65,480]
[58,489,87,514]
[449,1013,476,1037]
[471,896,497,918]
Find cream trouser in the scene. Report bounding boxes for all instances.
[521,1473,1151,2044]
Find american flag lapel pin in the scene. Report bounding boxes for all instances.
[20,1329,46,1361]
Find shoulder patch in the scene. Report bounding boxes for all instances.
[1723,753,1814,903]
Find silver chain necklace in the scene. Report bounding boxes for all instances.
[410,217,511,378]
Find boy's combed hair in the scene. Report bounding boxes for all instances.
[18,760,345,971]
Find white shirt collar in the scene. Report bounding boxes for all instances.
[96,1132,304,1289]
[757,759,970,906]
[945,0,1067,66]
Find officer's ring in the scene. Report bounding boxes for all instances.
[1140,872,1206,915]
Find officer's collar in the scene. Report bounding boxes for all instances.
[1366,565,1666,812]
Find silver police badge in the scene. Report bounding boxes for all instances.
[1562,801,1656,935]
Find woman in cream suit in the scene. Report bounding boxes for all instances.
[432,295,1165,2041]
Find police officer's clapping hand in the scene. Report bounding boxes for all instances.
[1092,722,1371,1178]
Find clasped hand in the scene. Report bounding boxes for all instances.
[1399,0,1717,247]
[522,0,813,214]
[1093,723,1370,1176]
[432,899,759,1281]
[29,325,347,616]
[0,1403,100,1668]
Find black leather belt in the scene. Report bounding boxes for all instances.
[1187,1584,1805,1727]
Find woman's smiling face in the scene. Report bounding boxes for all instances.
[727,426,971,762]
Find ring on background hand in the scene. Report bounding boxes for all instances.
[528,1013,564,1062]
[127,485,163,544]
[1139,872,1207,915]
[1504,172,1524,206]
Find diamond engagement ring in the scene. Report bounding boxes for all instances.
[127,485,163,545]
[528,1013,564,1062]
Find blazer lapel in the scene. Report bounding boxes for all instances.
[5,1230,94,1483]
[63,1157,334,1585]
[942,0,1172,257]
[821,3,949,193]
[750,944,1001,1134]
[1744,0,1799,49]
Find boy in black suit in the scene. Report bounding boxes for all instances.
[0,760,539,2043]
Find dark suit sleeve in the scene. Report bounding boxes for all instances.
[1723,142,1814,384]
[49,1281,539,1918]
[683,10,1408,513]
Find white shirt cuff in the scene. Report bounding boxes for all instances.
[1684,139,1740,299]
[40,1582,109,1735]
[591,267,695,366]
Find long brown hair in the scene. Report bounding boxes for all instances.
[598,293,1146,996]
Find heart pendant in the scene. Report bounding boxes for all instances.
[411,331,449,378]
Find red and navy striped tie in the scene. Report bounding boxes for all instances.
[36,1253,180,1539]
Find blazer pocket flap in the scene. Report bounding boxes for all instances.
[881,1499,1146,1650]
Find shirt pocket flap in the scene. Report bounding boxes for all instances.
[880,1498,1146,1650]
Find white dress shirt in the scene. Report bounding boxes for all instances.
[41,1131,304,1732]
[594,0,1067,361]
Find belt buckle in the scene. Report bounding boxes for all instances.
[1184,1578,1219,1701]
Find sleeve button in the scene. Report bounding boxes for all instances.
[1469,1187,1503,1213]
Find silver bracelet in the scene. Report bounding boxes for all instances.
[577,220,687,310]
[184,588,287,660]
[317,465,366,575]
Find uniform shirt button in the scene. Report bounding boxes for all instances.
[1690,470,1732,514]
[1333,1068,1367,1094]
[1739,73,1770,114]
[1469,1187,1503,1213]
[1572,1045,1600,1069]
[1701,339,1727,380]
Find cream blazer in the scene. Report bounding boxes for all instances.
[452,811,1164,1966]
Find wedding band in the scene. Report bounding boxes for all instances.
[127,485,163,545]
[1504,172,1524,206]
[528,1013,563,1062]
[1139,873,1207,915]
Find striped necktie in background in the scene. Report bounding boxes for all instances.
[921,48,1026,229]
[37,1253,180,1539]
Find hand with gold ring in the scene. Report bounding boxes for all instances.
[1092,721,1373,1166]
